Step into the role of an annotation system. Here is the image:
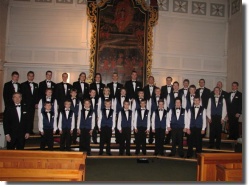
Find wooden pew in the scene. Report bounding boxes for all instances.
[197,153,242,181]
[216,164,242,182]
[0,150,86,181]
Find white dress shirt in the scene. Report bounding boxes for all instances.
[117,110,133,131]
[97,109,116,130]
[113,82,117,95]
[15,104,21,122]
[46,80,52,88]
[29,82,34,94]
[12,82,18,92]
[185,106,206,130]
[166,108,190,129]
[149,85,153,96]
[133,109,150,131]
[206,97,227,120]
[63,83,67,95]
[80,82,85,93]
[132,81,136,91]
[76,107,95,130]
[151,109,167,130]
[58,110,75,131]
[230,91,236,102]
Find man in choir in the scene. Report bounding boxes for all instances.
[186,96,206,158]
[186,85,197,111]
[3,71,21,108]
[143,75,157,101]
[133,99,150,155]
[131,90,147,112]
[55,73,73,111]
[21,71,39,134]
[73,72,90,101]
[124,70,142,100]
[227,82,242,140]
[167,97,189,158]
[179,79,190,109]
[38,70,56,100]
[207,87,227,149]
[211,81,228,102]
[151,99,167,156]
[196,79,211,109]
[167,81,183,110]
[160,76,173,104]
[107,72,123,99]
[90,73,105,98]
[3,92,30,150]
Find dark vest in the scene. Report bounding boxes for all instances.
[154,109,167,129]
[120,109,132,128]
[101,109,114,128]
[79,109,94,129]
[190,106,204,128]
[170,108,185,128]
[42,111,55,130]
[61,110,74,129]
[136,109,149,128]
[211,96,223,116]
[70,98,80,117]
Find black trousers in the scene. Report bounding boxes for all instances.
[209,115,222,148]
[40,129,54,150]
[228,114,240,140]
[72,117,78,144]
[119,127,131,154]
[165,131,171,144]
[92,123,98,143]
[135,127,147,154]
[27,105,36,133]
[79,128,91,154]
[7,135,25,150]
[171,128,184,156]
[187,127,202,157]
[99,126,112,154]
[155,128,165,155]
[148,126,155,144]
[60,129,72,151]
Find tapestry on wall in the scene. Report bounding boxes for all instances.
[87,0,158,85]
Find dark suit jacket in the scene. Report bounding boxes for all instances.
[3,81,21,108]
[196,87,211,109]
[107,82,123,99]
[55,82,73,109]
[3,104,29,137]
[73,81,90,101]
[227,91,242,116]
[21,81,39,106]
[210,90,228,102]
[124,80,142,100]
[160,85,173,99]
[90,82,105,98]
[38,80,56,99]
[143,85,157,100]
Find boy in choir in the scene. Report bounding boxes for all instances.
[77,99,95,156]
[131,90,146,112]
[98,99,116,156]
[151,99,167,156]
[166,97,189,158]
[133,99,150,155]
[38,88,58,122]
[143,76,157,101]
[207,87,227,149]
[90,73,105,98]
[97,87,114,114]
[179,79,190,109]
[3,92,30,150]
[185,85,197,111]
[107,72,123,99]
[58,100,75,151]
[38,102,57,150]
[89,89,99,144]
[186,96,206,158]
[73,72,90,101]
[70,89,81,144]
[38,70,56,100]
[117,100,133,156]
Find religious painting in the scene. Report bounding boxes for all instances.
[87,0,158,85]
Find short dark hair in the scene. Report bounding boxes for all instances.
[70,88,77,93]
[194,96,200,100]
[27,71,34,76]
[84,99,91,104]
[232,82,239,86]
[140,99,147,104]
[11,71,19,76]
[64,100,72,104]
[45,88,53,92]
[123,100,130,105]
[189,84,196,89]
[44,101,52,106]
[46,70,52,75]
[173,81,179,86]
[199,79,205,83]
[166,76,172,80]
[12,92,22,98]
[183,79,189,83]
[104,99,111,103]
[131,70,137,74]
[175,97,182,103]
[158,99,164,104]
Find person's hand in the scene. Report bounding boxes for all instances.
[77,129,81,135]
[70,130,73,135]
[183,128,187,133]
[134,129,138,133]
[53,131,56,134]
[152,130,155,133]
[5,135,11,142]
[167,127,171,132]
[186,129,191,135]
[165,130,169,135]
[145,130,149,134]
[119,130,122,133]
[89,130,93,136]
[99,128,101,132]
[25,133,30,139]
[60,130,63,135]
[40,131,44,135]
[201,130,205,135]
[235,113,241,118]
[221,119,224,124]
[208,118,212,123]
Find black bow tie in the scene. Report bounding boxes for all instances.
[184,89,188,90]
[46,81,51,83]
[195,106,199,108]
[159,109,163,111]
[29,82,33,84]
[80,82,84,84]
[121,96,125,98]
[176,108,180,110]
[113,82,117,84]
[63,83,67,85]
[132,81,136,83]
[85,109,90,111]
[191,95,195,97]
[46,111,51,113]
[46,97,51,100]
[200,88,204,90]
[72,98,76,100]
[141,109,145,110]
[96,83,100,84]
[15,105,21,107]
[106,109,110,110]
[65,109,70,111]
[12,82,17,84]
[232,91,236,93]
[149,85,153,87]
[167,85,171,87]
[124,110,129,112]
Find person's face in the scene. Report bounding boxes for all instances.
[216,82,222,89]
[27,73,34,82]
[44,104,52,111]
[199,80,205,87]
[166,78,172,85]
[140,101,146,108]
[46,72,52,80]
[232,83,238,91]
[90,90,96,97]
[175,100,181,108]
[84,101,91,109]
[183,81,189,88]
[173,83,179,91]
[131,72,137,80]
[62,74,68,82]
[158,102,164,109]
[112,74,118,82]
[148,77,154,85]
[123,102,129,109]
[80,74,86,82]
[71,91,77,98]
[194,98,200,106]
[214,88,220,96]
[95,75,101,82]
[46,90,52,97]
[138,92,144,98]
[64,102,71,109]
[121,89,126,96]
[105,102,111,108]
[12,74,19,82]
[13,94,22,104]
[155,89,161,96]
[104,89,110,96]
[189,88,196,95]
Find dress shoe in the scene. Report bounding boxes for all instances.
[185,155,192,159]
[107,152,112,156]
[208,145,214,149]
[142,152,146,156]
[160,153,165,156]
[216,147,221,150]
[179,155,184,158]
[126,153,132,156]
[87,153,92,156]
[135,152,139,155]
[168,153,175,157]
[93,141,98,144]
[119,153,124,156]
[153,153,158,156]
[98,152,103,155]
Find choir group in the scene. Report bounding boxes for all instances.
[3,70,242,158]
